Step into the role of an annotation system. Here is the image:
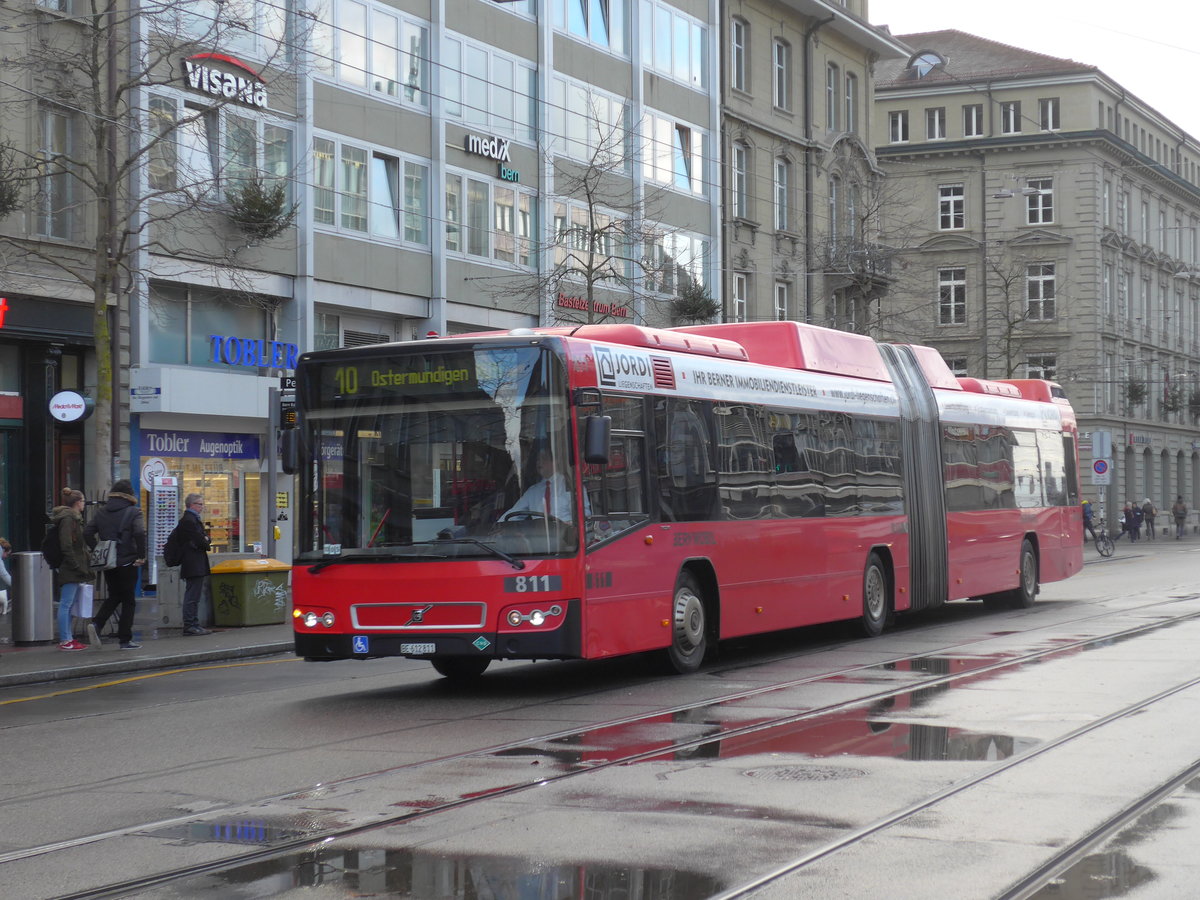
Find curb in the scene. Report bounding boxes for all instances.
[0,641,294,689]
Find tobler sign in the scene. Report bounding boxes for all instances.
[183,53,267,108]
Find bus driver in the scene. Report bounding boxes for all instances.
[502,450,578,524]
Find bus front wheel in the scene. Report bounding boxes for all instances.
[431,656,491,680]
[861,553,890,638]
[665,571,708,674]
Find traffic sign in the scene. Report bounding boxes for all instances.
[1091,458,1111,485]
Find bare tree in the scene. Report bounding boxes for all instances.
[0,0,302,485]
[478,93,711,328]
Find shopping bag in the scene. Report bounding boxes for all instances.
[75,583,94,619]
[88,539,118,570]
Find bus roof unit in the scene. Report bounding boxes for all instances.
[673,321,893,382]
[514,324,750,361]
[956,377,1024,398]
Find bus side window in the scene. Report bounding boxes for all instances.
[656,398,718,522]
[581,394,648,544]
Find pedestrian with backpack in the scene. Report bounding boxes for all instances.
[166,493,212,636]
[47,489,92,651]
[83,479,146,650]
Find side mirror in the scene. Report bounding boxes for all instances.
[583,415,611,465]
[281,428,298,475]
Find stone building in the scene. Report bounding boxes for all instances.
[874,30,1200,525]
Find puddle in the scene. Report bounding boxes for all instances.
[1028,803,1183,898]
[147,847,724,899]
[144,815,344,846]
[1027,849,1155,897]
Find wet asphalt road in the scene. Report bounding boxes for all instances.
[4,540,1200,899]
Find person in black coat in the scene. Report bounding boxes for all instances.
[173,493,212,635]
[83,479,146,649]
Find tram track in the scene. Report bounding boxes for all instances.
[17,595,1200,899]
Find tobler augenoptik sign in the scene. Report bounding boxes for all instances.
[183,53,267,108]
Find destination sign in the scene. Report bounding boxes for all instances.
[315,353,479,404]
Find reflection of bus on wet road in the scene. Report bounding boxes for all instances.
[286,321,1082,679]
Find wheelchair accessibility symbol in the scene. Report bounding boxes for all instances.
[352,636,369,654]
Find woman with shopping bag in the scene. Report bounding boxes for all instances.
[83,479,146,650]
[50,489,93,651]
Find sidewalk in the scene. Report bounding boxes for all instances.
[0,618,294,689]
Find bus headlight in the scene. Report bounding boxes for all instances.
[501,603,565,629]
[303,612,319,628]
[507,609,523,627]
[529,610,546,626]
[321,612,336,627]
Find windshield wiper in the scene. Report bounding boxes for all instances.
[307,550,448,574]
[430,537,526,570]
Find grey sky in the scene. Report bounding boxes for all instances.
[869,1,1200,140]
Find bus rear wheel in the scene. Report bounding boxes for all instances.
[861,552,890,638]
[665,571,708,674]
[431,656,491,680]
[1005,539,1039,609]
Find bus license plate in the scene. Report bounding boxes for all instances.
[401,642,436,655]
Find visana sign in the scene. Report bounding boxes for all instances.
[183,53,267,108]
[209,335,299,369]
[464,133,511,162]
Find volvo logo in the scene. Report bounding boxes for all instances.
[404,604,433,626]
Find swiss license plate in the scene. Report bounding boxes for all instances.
[400,642,436,655]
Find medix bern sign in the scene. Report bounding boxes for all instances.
[465,133,511,162]
[183,53,267,108]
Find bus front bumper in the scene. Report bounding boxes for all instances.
[295,599,581,661]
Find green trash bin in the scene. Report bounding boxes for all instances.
[210,559,292,626]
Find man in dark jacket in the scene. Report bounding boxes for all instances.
[173,493,212,635]
[84,479,147,650]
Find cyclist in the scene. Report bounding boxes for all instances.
[1081,500,1097,543]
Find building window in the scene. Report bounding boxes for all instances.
[938,184,964,230]
[1103,180,1112,228]
[730,18,747,92]
[1026,264,1056,320]
[553,201,624,278]
[943,356,968,376]
[888,110,909,143]
[554,0,629,54]
[773,40,791,111]
[1103,263,1114,317]
[963,104,983,137]
[317,1,429,105]
[640,0,706,88]
[925,107,946,140]
[828,175,841,250]
[774,157,790,231]
[36,106,74,239]
[148,94,294,205]
[312,135,429,245]
[844,72,858,133]
[1001,100,1021,134]
[731,142,748,219]
[148,282,268,369]
[642,111,706,195]
[447,37,536,140]
[644,230,708,297]
[938,267,966,325]
[732,273,747,322]
[1038,97,1060,131]
[774,282,789,320]
[1117,190,1129,233]
[550,78,630,170]
[1026,177,1053,224]
[826,63,839,131]
[1026,354,1057,380]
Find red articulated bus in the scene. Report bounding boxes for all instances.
[286,321,1082,678]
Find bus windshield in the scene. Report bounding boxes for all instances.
[297,344,578,562]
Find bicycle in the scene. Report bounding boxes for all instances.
[1093,521,1115,557]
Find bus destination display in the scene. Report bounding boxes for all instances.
[317,353,478,404]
